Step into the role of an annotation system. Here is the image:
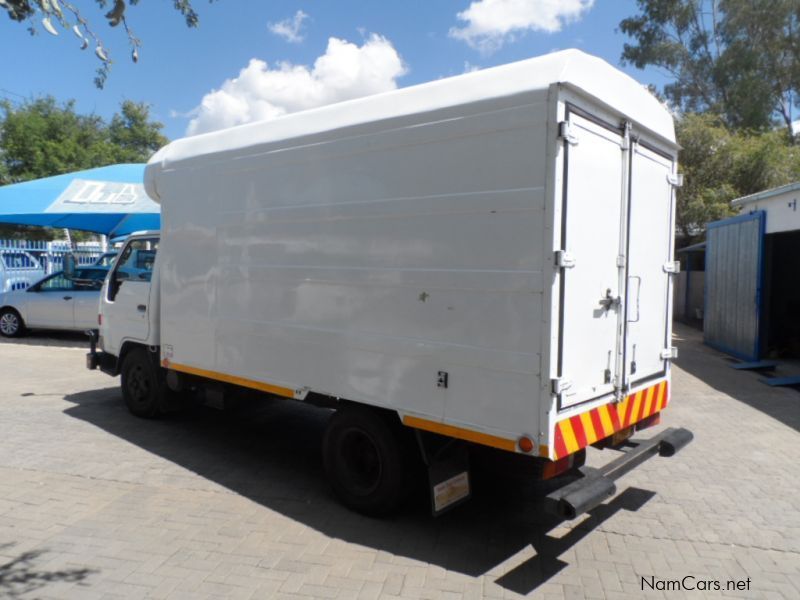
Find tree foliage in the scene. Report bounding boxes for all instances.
[1,0,215,87]
[620,0,800,132]
[0,96,167,185]
[0,96,167,239]
[676,113,800,241]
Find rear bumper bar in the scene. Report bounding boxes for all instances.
[545,427,693,519]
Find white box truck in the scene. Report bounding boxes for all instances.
[83,49,692,517]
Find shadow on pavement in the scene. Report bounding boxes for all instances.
[673,323,800,433]
[0,543,96,598]
[0,330,89,349]
[63,386,655,595]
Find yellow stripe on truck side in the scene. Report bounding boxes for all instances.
[402,415,517,453]
[166,362,295,398]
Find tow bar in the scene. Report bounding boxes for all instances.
[545,427,693,519]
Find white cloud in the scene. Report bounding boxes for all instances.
[186,35,407,136]
[268,10,309,44]
[450,0,594,53]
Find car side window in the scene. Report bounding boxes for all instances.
[38,274,76,292]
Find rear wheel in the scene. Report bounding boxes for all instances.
[322,405,412,517]
[120,347,168,418]
[0,308,24,338]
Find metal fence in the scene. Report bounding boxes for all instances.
[0,239,104,292]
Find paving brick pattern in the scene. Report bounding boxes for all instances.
[0,324,798,599]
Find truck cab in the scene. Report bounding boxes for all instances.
[92,232,160,371]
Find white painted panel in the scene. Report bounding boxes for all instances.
[738,193,800,234]
[625,144,673,383]
[157,97,551,441]
[558,113,624,407]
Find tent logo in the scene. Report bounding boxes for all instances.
[46,179,156,214]
[59,180,143,205]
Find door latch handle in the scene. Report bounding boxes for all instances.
[137,304,147,312]
[599,289,621,311]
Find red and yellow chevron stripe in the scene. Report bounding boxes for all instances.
[553,380,669,459]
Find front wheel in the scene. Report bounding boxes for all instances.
[120,347,168,418]
[322,405,412,517]
[0,308,25,338]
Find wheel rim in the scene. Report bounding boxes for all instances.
[338,427,383,496]
[0,312,19,335]
[126,364,151,405]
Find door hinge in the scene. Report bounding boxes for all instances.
[552,378,572,395]
[558,121,579,146]
[667,173,684,188]
[621,121,632,150]
[555,250,576,268]
[660,347,679,360]
[663,261,681,274]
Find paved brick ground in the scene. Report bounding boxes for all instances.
[0,324,798,599]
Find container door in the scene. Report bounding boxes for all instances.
[624,144,676,386]
[557,112,626,408]
[704,212,765,361]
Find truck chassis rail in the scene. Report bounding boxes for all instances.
[545,427,693,519]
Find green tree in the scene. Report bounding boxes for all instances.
[0,96,167,239]
[676,113,800,242]
[620,0,800,132]
[1,0,216,87]
[0,96,167,184]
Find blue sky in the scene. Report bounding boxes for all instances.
[1,1,669,141]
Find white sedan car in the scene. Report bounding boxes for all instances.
[0,267,108,337]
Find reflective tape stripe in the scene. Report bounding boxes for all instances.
[552,380,670,460]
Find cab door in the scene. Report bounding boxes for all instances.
[556,110,628,408]
[102,236,159,350]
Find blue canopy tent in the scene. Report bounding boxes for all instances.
[0,164,160,237]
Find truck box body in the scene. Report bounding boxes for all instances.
[143,49,679,460]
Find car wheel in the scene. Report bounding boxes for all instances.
[0,308,25,338]
[120,347,168,418]
[322,405,412,517]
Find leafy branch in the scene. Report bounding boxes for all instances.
[0,0,216,88]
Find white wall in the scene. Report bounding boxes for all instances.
[738,190,800,234]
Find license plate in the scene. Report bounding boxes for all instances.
[433,471,470,513]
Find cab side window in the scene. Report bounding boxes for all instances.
[116,239,159,283]
[109,237,159,301]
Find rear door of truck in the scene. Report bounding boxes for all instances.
[555,103,676,409]
[624,142,676,387]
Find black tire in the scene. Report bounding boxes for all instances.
[120,347,168,418]
[0,308,25,338]
[322,405,412,517]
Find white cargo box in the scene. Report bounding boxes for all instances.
[145,49,679,461]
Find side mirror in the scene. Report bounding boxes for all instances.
[64,253,77,280]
